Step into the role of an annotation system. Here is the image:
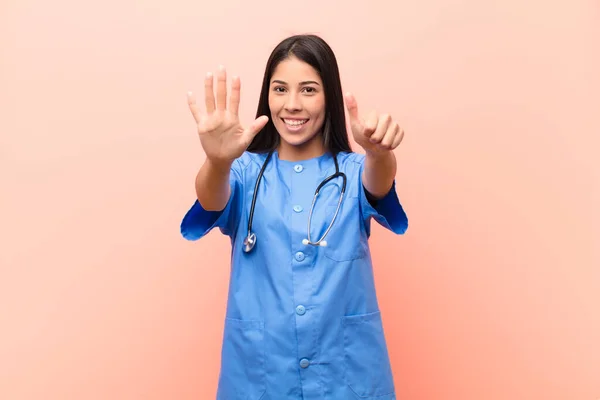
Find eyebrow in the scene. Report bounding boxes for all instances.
[271,79,321,86]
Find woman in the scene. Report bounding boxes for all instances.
[181,34,408,400]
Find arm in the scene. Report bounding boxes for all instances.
[343,93,407,234]
[362,150,397,199]
[187,66,267,213]
[195,158,233,212]
[181,157,243,240]
[343,92,403,199]
[356,150,408,235]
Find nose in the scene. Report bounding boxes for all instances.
[284,93,302,112]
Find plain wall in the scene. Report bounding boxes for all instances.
[1,0,599,398]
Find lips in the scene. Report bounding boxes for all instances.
[283,118,308,126]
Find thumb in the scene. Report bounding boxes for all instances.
[344,92,360,122]
[241,115,269,146]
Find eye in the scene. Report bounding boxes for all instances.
[302,87,317,94]
[273,86,286,93]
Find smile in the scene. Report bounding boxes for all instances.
[283,118,308,126]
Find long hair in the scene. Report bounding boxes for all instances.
[247,34,352,155]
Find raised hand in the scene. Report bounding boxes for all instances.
[344,92,404,154]
[187,66,269,165]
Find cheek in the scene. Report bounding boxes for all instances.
[311,98,326,119]
[268,96,277,113]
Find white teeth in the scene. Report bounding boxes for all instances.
[284,119,308,126]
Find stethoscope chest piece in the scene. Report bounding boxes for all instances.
[243,232,256,253]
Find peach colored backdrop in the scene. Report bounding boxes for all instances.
[1,0,599,399]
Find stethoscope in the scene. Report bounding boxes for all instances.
[243,151,347,253]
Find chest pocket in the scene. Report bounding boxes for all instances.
[322,196,367,262]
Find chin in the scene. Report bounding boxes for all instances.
[280,133,314,147]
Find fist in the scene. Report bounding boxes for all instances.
[344,92,404,153]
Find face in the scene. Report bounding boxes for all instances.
[268,56,326,159]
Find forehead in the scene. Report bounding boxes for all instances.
[271,56,322,84]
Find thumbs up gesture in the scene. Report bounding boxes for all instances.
[344,93,404,154]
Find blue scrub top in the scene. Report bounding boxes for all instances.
[181,150,408,400]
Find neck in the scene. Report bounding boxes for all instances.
[277,136,326,161]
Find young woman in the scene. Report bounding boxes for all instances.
[181,34,408,400]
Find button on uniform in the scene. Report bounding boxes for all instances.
[295,305,306,315]
[299,358,310,368]
[293,205,303,213]
[294,252,305,262]
[294,164,304,173]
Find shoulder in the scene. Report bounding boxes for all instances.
[231,151,268,176]
[339,151,365,164]
[335,151,366,175]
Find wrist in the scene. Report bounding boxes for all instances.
[365,148,394,162]
[204,157,234,176]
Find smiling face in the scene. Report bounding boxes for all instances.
[268,56,326,160]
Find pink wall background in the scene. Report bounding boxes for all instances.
[1,0,599,398]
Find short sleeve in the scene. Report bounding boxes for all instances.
[357,157,408,235]
[180,158,245,241]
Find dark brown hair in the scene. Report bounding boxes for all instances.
[247,34,352,155]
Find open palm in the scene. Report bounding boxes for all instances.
[187,66,268,164]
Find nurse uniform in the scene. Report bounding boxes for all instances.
[181,150,408,400]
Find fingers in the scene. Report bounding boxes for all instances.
[368,113,390,142]
[391,127,405,148]
[229,76,241,116]
[380,123,399,148]
[354,106,405,150]
[363,110,379,138]
[216,65,227,111]
[378,123,395,148]
[344,92,359,121]
[187,91,200,123]
[194,66,240,117]
[241,115,269,146]
[204,72,215,114]
[378,122,405,150]
[345,92,368,136]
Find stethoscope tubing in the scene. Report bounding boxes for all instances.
[243,151,346,253]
